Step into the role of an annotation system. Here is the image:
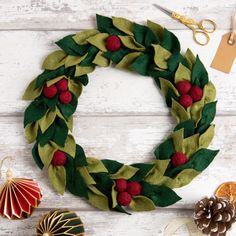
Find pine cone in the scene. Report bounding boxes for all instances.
[194,196,236,236]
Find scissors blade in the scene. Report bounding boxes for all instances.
[153,4,173,17]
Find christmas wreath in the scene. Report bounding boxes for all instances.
[23,14,219,214]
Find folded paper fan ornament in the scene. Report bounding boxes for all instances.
[36,209,85,236]
[0,157,42,219]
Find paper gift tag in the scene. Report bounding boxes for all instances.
[211,32,236,73]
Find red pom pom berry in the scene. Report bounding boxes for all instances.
[106,35,121,52]
[115,179,127,192]
[52,150,67,166]
[176,80,192,95]
[43,84,57,99]
[117,192,132,206]
[127,182,142,196]
[59,91,72,104]
[179,94,193,108]
[189,85,203,102]
[56,78,68,91]
[171,152,188,167]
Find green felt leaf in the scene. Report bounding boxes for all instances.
[111,183,118,208]
[78,167,96,185]
[191,55,208,87]
[75,65,94,77]
[185,48,196,69]
[22,79,43,100]
[86,33,109,52]
[48,165,66,195]
[38,109,56,133]
[60,135,76,158]
[75,144,88,167]
[73,29,99,45]
[92,51,110,67]
[168,52,188,72]
[182,134,199,157]
[174,63,191,84]
[103,47,131,64]
[79,46,99,67]
[161,28,180,53]
[129,163,155,182]
[129,53,151,75]
[38,142,57,167]
[133,23,148,44]
[174,119,195,138]
[169,129,184,152]
[141,182,181,207]
[154,138,175,160]
[38,123,55,147]
[118,36,145,51]
[101,160,123,174]
[25,122,39,143]
[116,52,142,69]
[110,165,139,180]
[147,20,163,40]
[32,143,44,169]
[130,196,156,211]
[165,88,179,107]
[86,157,108,173]
[75,74,89,86]
[65,54,88,68]
[46,75,66,87]
[204,81,216,103]
[52,118,68,147]
[153,44,172,69]
[112,17,134,36]
[68,79,83,98]
[87,185,109,210]
[24,100,48,127]
[199,125,215,148]
[159,78,179,97]
[171,99,190,123]
[42,50,67,70]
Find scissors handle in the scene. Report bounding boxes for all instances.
[192,28,210,46]
[198,19,217,33]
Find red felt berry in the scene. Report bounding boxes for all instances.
[176,80,192,95]
[117,192,132,206]
[127,182,142,196]
[106,35,121,52]
[56,78,68,91]
[171,152,188,167]
[43,84,57,99]
[52,150,67,166]
[59,91,72,104]
[179,94,193,108]
[189,85,203,102]
[115,179,127,192]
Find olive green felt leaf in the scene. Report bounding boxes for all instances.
[92,51,110,67]
[130,196,156,211]
[110,165,139,180]
[48,165,66,195]
[112,17,134,36]
[199,125,215,148]
[169,129,184,152]
[182,134,199,157]
[171,99,190,123]
[86,33,109,51]
[46,75,66,87]
[204,81,216,103]
[159,78,179,97]
[147,20,163,40]
[42,50,67,70]
[116,52,142,69]
[39,109,57,133]
[60,135,76,158]
[190,99,205,125]
[75,66,94,77]
[22,79,43,100]
[86,157,108,173]
[78,166,96,185]
[65,53,88,68]
[174,63,191,84]
[25,122,39,143]
[111,183,118,208]
[38,142,57,167]
[68,79,83,98]
[87,185,109,210]
[118,36,145,51]
[73,29,99,45]
[153,44,172,69]
[185,48,196,69]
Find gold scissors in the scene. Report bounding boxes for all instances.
[153,4,217,46]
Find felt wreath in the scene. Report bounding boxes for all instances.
[23,14,219,214]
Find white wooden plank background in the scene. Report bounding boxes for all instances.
[0,0,236,235]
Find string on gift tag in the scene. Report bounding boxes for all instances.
[0,156,13,182]
[211,11,236,73]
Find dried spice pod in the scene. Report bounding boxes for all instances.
[36,209,85,236]
[0,170,42,219]
[194,196,236,236]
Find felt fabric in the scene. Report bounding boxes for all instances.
[22,14,219,213]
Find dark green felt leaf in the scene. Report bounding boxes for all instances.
[141,182,181,207]
[52,118,68,147]
[129,54,151,75]
[43,94,58,111]
[80,46,99,67]
[75,144,88,167]
[144,28,159,47]
[56,35,89,56]
[103,47,131,64]
[168,53,188,72]
[101,160,123,174]
[174,119,195,138]
[32,142,44,169]
[133,23,147,45]
[37,123,55,147]
[191,55,209,88]
[165,89,178,107]
[129,163,155,182]
[113,205,131,215]
[24,100,48,127]
[74,74,89,86]
[161,28,180,53]
[154,138,175,160]
[197,101,217,133]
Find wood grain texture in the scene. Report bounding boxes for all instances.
[0,0,236,235]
